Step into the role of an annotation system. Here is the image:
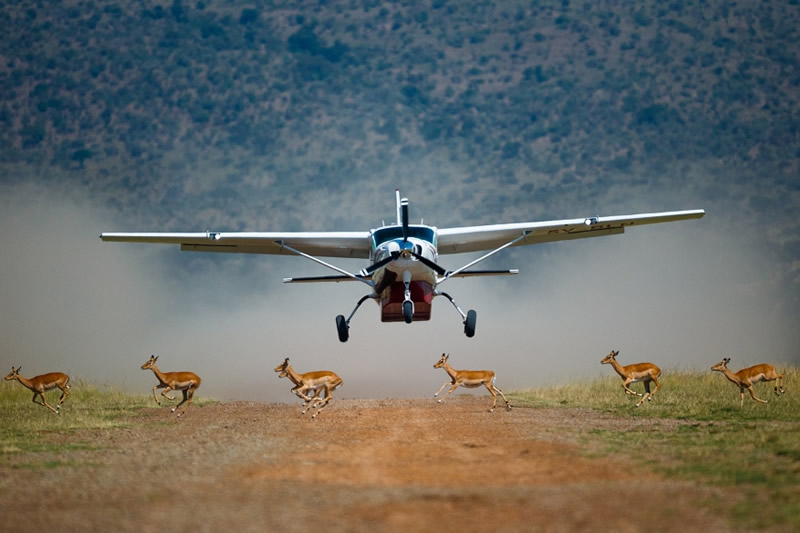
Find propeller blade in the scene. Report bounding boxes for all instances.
[360,251,399,276]
[401,197,409,242]
[410,251,447,276]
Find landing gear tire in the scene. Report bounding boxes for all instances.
[335,315,349,343]
[464,309,477,338]
[402,300,414,324]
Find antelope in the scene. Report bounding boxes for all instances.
[140,355,202,416]
[600,350,662,407]
[711,357,785,407]
[432,353,511,412]
[274,357,343,418]
[4,367,71,414]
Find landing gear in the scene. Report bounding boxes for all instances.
[402,300,414,324]
[335,314,349,342]
[438,290,478,339]
[336,294,376,343]
[402,270,414,324]
[464,309,477,338]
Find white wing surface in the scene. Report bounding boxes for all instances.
[436,209,705,255]
[100,231,372,259]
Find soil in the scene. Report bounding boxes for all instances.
[1,397,741,532]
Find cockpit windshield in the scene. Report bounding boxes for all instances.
[371,225,436,249]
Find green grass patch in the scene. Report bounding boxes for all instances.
[510,366,800,530]
[0,380,215,455]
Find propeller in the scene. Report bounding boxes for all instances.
[401,197,409,242]
[409,250,447,276]
[360,251,400,276]
[360,249,447,277]
[364,197,448,277]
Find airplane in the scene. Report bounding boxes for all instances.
[100,190,704,342]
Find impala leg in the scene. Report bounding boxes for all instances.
[310,389,324,408]
[636,381,652,407]
[746,385,768,404]
[310,388,333,419]
[152,385,161,405]
[437,383,461,404]
[299,390,321,413]
[650,378,661,401]
[172,389,189,413]
[636,392,651,407]
[160,387,176,401]
[56,384,70,408]
[34,392,59,414]
[775,374,785,395]
[297,387,317,414]
[292,386,314,405]
[175,388,196,417]
[622,380,641,397]
[493,384,512,410]
[298,389,320,409]
[482,382,498,412]
[433,381,452,398]
[739,387,745,408]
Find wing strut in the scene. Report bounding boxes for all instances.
[437,231,530,285]
[276,240,374,288]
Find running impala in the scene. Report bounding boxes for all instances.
[140,355,202,416]
[711,357,785,407]
[600,350,661,407]
[4,366,70,414]
[274,357,343,418]
[432,353,511,412]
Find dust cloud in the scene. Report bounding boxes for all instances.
[1,183,796,404]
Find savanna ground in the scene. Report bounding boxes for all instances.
[1,370,799,532]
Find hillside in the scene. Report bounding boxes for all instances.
[1,0,798,229]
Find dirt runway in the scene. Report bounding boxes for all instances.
[1,397,737,532]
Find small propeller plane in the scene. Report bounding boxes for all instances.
[101,190,704,342]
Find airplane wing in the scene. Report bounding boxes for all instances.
[436,209,705,255]
[99,231,372,259]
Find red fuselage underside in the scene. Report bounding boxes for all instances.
[380,281,433,322]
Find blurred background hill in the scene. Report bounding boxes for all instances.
[2,0,797,227]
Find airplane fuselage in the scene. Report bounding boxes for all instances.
[370,225,439,322]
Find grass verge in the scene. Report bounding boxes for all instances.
[0,380,214,455]
[510,366,800,529]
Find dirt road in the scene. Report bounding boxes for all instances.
[1,397,737,532]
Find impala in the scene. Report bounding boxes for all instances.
[711,357,785,407]
[600,350,661,407]
[274,357,343,418]
[141,355,202,416]
[4,366,70,414]
[432,353,511,412]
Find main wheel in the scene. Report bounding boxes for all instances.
[402,300,414,324]
[335,315,349,342]
[464,309,477,338]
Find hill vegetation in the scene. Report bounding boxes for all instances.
[1,0,798,226]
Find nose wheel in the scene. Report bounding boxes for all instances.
[402,300,414,323]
